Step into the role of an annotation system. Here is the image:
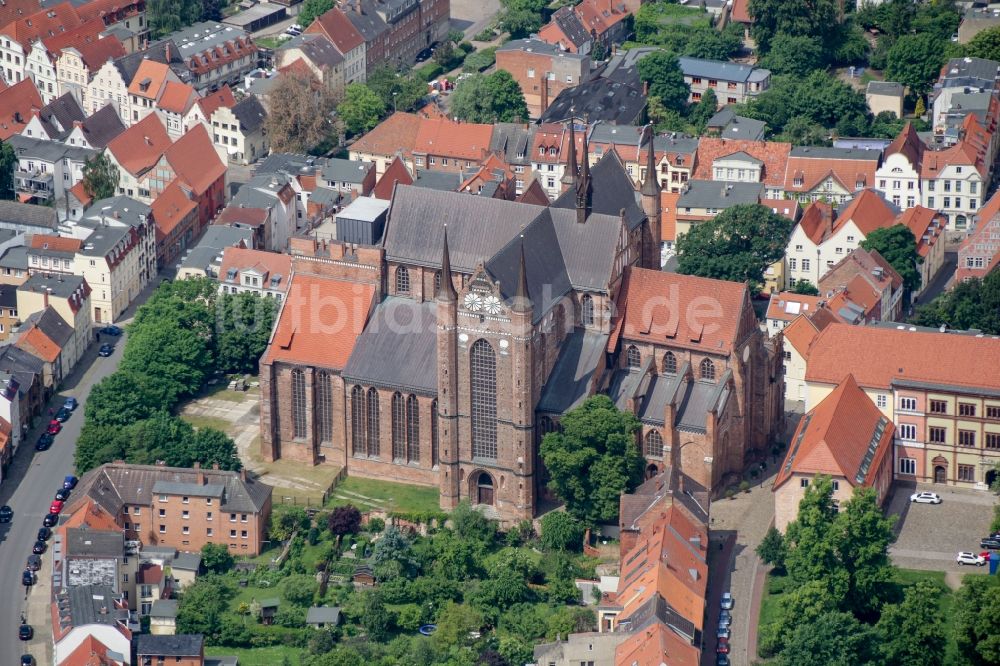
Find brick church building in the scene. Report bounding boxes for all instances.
[259,125,784,522]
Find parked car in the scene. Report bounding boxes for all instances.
[49,500,63,514]
[55,488,70,501]
[18,622,32,640]
[98,343,114,357]
[21,569,34,586]
[63,397,79,411]
[99,325,122,336]
[55,407,71,422]
[717,625,730,640]
[909,491,942,504]
[957,551,986,566]
[32,540,46,554]
[720,592,734,610]
[43,513,58,527]
[26,554,41,571]
[980,538,1000,550]
[37,526,51,541]
[64,475,78,489]
[46,420,61,435]
[36,433,53,451]
[717,637,730,654]
[716,654,730,666]
[21,655,35,666]
[0,504,11,522]
[719,610,732,626]
[416,47,433,62]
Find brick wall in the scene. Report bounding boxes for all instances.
[495,49,588,119]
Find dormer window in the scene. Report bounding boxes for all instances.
[548,146,557,156]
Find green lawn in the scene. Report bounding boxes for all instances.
[328,476,440,514]
[205,646,303,666]
[181,414,233,432]
[255,36,287,50]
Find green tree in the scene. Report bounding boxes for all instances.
[366,67,427,113]
[373,526,419,577]
[756,526,787,570]
[281,573,318,606]
[886,33,946,96]
[124,412,196,467]
[299,0,334,29]
[775,115,831,147]
[451,501,497,544]
[590,41,606,62]
[914,95,927,118]
[498,0,545,39]
[360,590,393,641]
[85,370,171,427]
[967,26,1000,61]
[783,476,844,591]
[835,487,896,617]
[265,72,336,153]
[121,321,213,403]
[637,51,689,111]
[748,0,838,52]
[759,33,826,77]
[201,543,234,574]
[189,427,241,471]
[215,291,278,374]
[954,576,1000,664]
[81,153,120,201]
[539,395,644,524]
[911,270,1000,334]
[758,579,839,657]
[338,83,386,137]
[687,87,717,132]
[432,529,485,579]
[743,72,869,134]
[877,581,947,666]
[176,579,231,640]
[860,224,921,295]
[540,512,584,552]
[434,602,483,648]
[0,141,15,200]
[777,611,876,666]
[790,279,819,296]
[450,70,528,123]
[684,23,743,61]
[270,506,308,541]
[75,421,130,473]
[676,204,793,292]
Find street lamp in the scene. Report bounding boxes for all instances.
[393,91,398,113]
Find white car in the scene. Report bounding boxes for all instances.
[957,551,986,566]
[720,592,734,610]
[910,491,942,504]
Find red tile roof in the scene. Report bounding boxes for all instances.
[693,137,791,187]
[137,563,163,585]
[127,59,172,100]
[219,247,292,293]
[29,233,82,252]
[610,267,749,356]
[614,622,700,666]
[820,247,903,295]
[822,273,881,322]
[731,0,753,23]
[71,33,125,70]
[920,139,986,179]
[773,374,894,490]
[531,121,585,165]
[766,291,824,324]
[263,273,376,368]
[575,0,631,36]
[413,117,493,162]
[165,124,225,195]
[784,152,878,194]
[372,156,413,200]
[150,179,196,240]
[107,113,171,176]
[4,2,82,50]
[60,635,117,666]
[70,180,92,207]
[660,190,678,242]
[16,325,60,362]
[0,79,43,139]
[351,111,422,159]
[884,122,924,169]
[195,84,237,118]
[38,18,103,58]
[761,197,800,221]
[805,323,1000,391]
[157,81,197,114]
[782,313,820,357]
[896,206,945,258]
[797,201,835,245]
[306,6,364,54]
[0,0,45,38]
[831,188,897,237]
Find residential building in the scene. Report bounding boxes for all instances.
[175,225,252,278]
[160,22,257,93]
[55,31,127,109]
[897,206,947,296]
[182,84,235,135]
[804,323,1000,489]
[14,306,76,388]
[692,136,791,199]
[63,104,127,149]
[574,0,635,51]
[783,146,881,205]
[412,117,493,173]
[773,374,895,531]
[0,79,44,139]
[17,271,92,369]
[0,283,18,341]
[61,527,140,608]
[0,199,60,235]
[705,105,767,141]
[209,95,268,165]
[85,42,187,122]
[150,180,198,266]
[876,122,924,211]
[536,5,592,54]
[765,292,824,335]
[818,247,904,322]
[866,80,904,118]
[539,75,646,126]
[337,0,450,71]
[135,634,204,666]
[495,38,590,119]
[920,127,987,231]
[220,172,298,251]
[674,179,763,239]
[27,20,102,104]
[217,246,291,300]
[956,190,1000,282]
[780,312,836,403]
[51,585,135,666]
[66,461,273,554]
[931,56,1000,130]
[9,134,96,206]
[305,6,366,84]
[958,8,1000,44]
[679,56,770,106]
[136,563,167,616]
[154,81,198,138]
[105,112,174,198]
[348,111,422,176]
[528,120,585,199]
[784,191,898,289]
[319,158,376,199]
[126,58,180,124]
[0,373,21,457]
[20,92,85,141]
[587,124,698,192]
[0,3,83,85]
[275,34,345,98]
[149,599,179,635]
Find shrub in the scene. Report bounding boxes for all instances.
[473,28,495,42]
[540,512,585,552]
[463,47,498,73]
[458,41,474,54]
[416,62,444,81]
[328,505,362,537]
[740,480,751,493]
[367,517,385,533]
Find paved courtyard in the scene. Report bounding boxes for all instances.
[450,0,500,38]
[887,481,996,575]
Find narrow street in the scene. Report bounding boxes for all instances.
[0,273,162,666]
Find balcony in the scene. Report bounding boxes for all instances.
[14,170,54,202]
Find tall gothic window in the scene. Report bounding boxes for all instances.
[700,358,716,381]
[392,392,405,460]
[626,344,641,369]
[430,399,439,467]
[406,394,420,463]
[581,294,594,326]
[316,371,333,443]
[470,339,497,460]
[663,351,677,375]
[351,385,365,455]
[290,369,306,438]
[366,387,380,456]
[395,266,410,294]
[644,430,663,457]
[433,271,441,295]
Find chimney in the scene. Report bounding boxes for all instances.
[240,468,247,482]
[43,289,49,308]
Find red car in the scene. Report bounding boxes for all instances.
[46,420,61,435]
[49,500,64,514]
[717,637,730,654]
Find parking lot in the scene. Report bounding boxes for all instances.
[887,482,996,574]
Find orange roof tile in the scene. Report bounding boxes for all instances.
[413,117,493,162]
[884,122,925,169]
[896,206,945,258]
[263,273,376,368]
[0,79,43,139]
[921,139,986,179]
[731,0,753,23]
[306,6,364,53]
[773,374,894,490]
[614,623,700,666]
[165,124,225,195]
[60,634,116,666]
[17,325,61,362]
[820,247,902,294]
[150,180,196,240]
[531,121,585,165]
[39,18,103,57]
[784,152,878,194]
[611,267,749,356]
[70,180,92,207]
[0,0,44,38]
[822,273,881,322]
[157,81,197,114]
[107,113,171,176]
[351,111,421,159]
[831,188,897,237]
[219,247,292,292]
[71,33,125,70]
[797,201,835,245]
[61,497,120,531]
[660,190,678,242]
[761,197,800,221]
[127,59,172,100]
[5,2,82,50]
[767,291,824,324]
[29,234,82,252]
[575,0,630,36]
[782,314,820,357]
[693,137,791,187]
[806,323,1000,391]
[279,57,313,78]
[195,84,237,118]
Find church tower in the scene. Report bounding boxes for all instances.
[508,241,536,515]
[575,127,592,224]
[436,228,461,511]
[640,124,662,269]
